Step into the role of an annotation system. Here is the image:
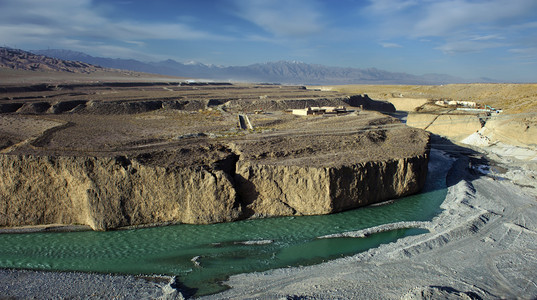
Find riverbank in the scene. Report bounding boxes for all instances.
[2,139,536,299]
[200,140,537,299]
[0,145,446,299]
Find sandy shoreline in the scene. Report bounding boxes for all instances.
[1,141,537,299]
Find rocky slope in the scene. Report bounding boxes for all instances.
[406,113,483,142]
[322,84,537,147]
[482,115,537,146]
[0,47,104,73]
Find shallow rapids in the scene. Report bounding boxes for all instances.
[0,150,452,296]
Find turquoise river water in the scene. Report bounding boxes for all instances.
[0,151,452,296]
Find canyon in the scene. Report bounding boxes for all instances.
[0,81,429,231]
[2,49,537,299]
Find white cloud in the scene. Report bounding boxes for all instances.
[0,0,106,32]
[510,21,537,30]
[363,0,537,58]
[509,47,537,61]
[89,44,156,60]
[380,42,403,48]
[412,0,537,37]
[232,0,324,37]
[470,34,504,41]
[436,40,506,55]
[366,0,419,14]
[124,40,146,47]
[0,0,226,50]
[365,0,537,38]
[108,22,225,41]
[510,48,537,54]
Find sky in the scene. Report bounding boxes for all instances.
[1,0,537,82]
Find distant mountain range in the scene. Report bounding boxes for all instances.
[7,48,491,85]
[0,47,105,74]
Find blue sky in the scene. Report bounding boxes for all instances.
[1,0,537,82]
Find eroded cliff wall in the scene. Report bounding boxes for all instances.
[0,101,430,231]
[235,155,428,218]
[406,113,483,142]
[0,149,429,230]
[0,155,240,230]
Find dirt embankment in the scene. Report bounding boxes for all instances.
[406,113,484,142]
[316,83,537,114]
[0,82,426,231]
[317,83,537,147]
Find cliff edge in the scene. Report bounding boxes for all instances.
[0,83,429,230]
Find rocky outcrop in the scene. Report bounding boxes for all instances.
[0,99,201,115]
[0,47,103,73]
[0,95,394,115]
[345,95,396,112]
[235,155,428,218]
[0,141,429,230]
[0,154,240,230]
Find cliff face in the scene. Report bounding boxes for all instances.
[0,155,240,230]
[235,155,428,218]
[483,116,537,147]
[406,113,483,142]
[0,146,428,230]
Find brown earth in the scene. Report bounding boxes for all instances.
[0,80,428,230]
[314,84,537,145]
[314,83,537,114]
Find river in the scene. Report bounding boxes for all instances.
[0,150,452,296]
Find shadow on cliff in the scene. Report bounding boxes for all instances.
[383,108,490,192]
[428,134,491,189]
[233,173,260,220]
[386,111,408,123]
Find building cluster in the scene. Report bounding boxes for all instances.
[291,106,347,116]
[435,100,477,108]
[435,100,502,114]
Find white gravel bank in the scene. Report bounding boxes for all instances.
[0,270,181,299]
[202,143,537,299]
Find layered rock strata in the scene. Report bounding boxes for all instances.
[406,113,483,142]
[0,94,394,115]
[0,151,428,231]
